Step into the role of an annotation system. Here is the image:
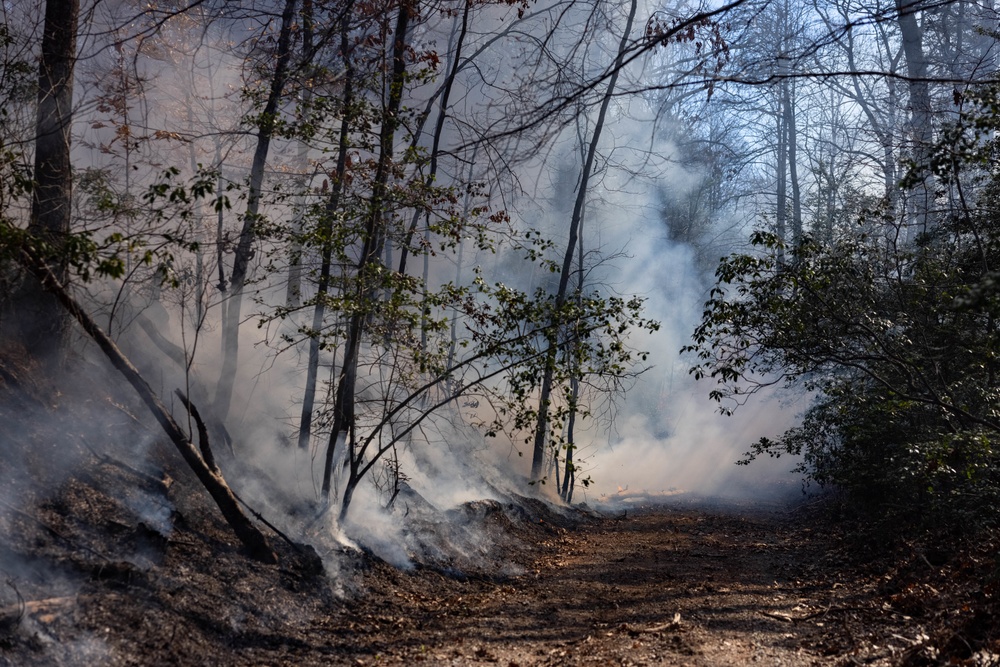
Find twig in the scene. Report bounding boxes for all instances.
[761,610,795,623]
[761,605,867,623]
[0,577,25,632]
[230,492,297,550]
[80,437,170,490]
[642,613,683,633]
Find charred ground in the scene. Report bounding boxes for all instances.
[1,346,999,666]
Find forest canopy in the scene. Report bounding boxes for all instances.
[1,0,999,547]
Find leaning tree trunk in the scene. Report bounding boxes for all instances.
[10,0,79,362]
[529,0,637,483]
[18,249,276,564]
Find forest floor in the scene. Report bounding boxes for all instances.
[3,475,1000,667]
[2,347,1000,666]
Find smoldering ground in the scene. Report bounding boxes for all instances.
[1,0,812,600]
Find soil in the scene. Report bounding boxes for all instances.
[3,479,1000,667]
[2,348,1000,666]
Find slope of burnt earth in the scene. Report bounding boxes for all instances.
[2,345,999,665]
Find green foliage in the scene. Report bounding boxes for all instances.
[686,84,1000,534]
[472,278,658,454]
[0,154,219,289]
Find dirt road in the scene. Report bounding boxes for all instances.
[349,504,854,666]
[2,496,970,666]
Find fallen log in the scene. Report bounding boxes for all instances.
[18,247,276,564]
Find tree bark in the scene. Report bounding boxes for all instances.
[215,0,298,423]
[775,107,787,255]
[782,78,802,247]
[10,0,79,361]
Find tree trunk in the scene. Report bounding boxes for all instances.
[297,0,356,451]
[285,0,314,310]
[322,0,415,502]
[10,0,79,362]
[896,0,934,238]
[530,0,637,483]
[782,78,802,247]
[775,107,787,255]
[397,0,471,278]
[215,0,298,423]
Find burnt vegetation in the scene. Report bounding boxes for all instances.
[3,0,1000,664]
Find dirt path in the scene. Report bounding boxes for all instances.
[339,504,858,666]
[6,498,944,666]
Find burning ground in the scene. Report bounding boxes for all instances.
[2,348,1000,666]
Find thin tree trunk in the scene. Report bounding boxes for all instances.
[783,78,802,247]
[896,0,934,238]
[775,107,787,253]
[562,145,588,502]
[530,0,637,483]
[323,0,415,504]
[285,0,314,309]
[297,0,356,451]
[561,375,579,500]
[397,0,471,278]
[215,0,298,423]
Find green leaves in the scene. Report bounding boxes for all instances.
[688,159,1000,534]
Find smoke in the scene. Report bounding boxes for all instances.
[513,78,809,505]
[0,0,816,607]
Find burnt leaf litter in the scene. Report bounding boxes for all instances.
[1,348,1000,666]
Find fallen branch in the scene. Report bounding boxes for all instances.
[620,614,683,636]
[760,610,795,623]
[643,613,683,633]
[81,437,172,491]
[760,605,864,623]
[18,247,276,564]
[0,595,80,619]
[174,389,218,474]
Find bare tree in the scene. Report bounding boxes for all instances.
[530,0,638,484]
